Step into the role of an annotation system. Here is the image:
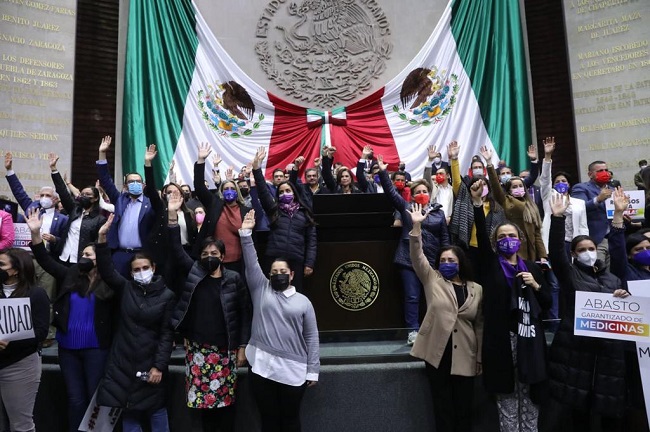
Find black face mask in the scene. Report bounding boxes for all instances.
[0,269,9,284]
[239,188,250,198]
[183,192,191,202]
[200,256,222,273]
[270,273,291,291]
[78,196,93,209]
[77,257,95,273]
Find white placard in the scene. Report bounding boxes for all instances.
[12,223,31,250]
[574,291,650,342]
[0,297,35,342]
[78,389,122,432]
[629,280,650,428]
[605,190,645,220]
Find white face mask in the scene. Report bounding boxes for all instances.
[133,269,154,284]
[472,168,483,177]
[40,197,53,209]
[433,157,441,164]
[576,251,597,267]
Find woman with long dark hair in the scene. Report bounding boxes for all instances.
[240,210,319,432]
[471,179,551,432]
[0,248,49,432]
[407,203,483,432]
[251,147,317,290]
[27,209,116,432]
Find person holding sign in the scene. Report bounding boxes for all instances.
[407,203,483,432]
[471,178,551,432]
[95,215,176,432]
[546,192,629,431]
[26,208,116,432]
[0,248,50,432]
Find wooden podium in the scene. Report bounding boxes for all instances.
[303,194,404,331]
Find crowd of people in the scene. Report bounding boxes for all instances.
[0,134,648,432]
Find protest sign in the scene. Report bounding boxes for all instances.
[574,291,650,342]
[0,298,35,342]
[78,390,121,432]
[605,190,645,220]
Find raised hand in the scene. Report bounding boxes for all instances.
[321,146,336,158]
[377,155,388,171]
[48,153,59,171]
[427,145,437,161]
[527,144,538,161]
[313,156,322,167]
[244,162,253,177]
[225,166,234,181]
[241,209,256,230]
[447,141,459,160]
[98,213,115,242]
[4,153,11,171]
[197,142,212,163]
[470,179,485,204]
[99,136,112,153]
[612,187,629,214]
[26,207,43,233]
[144,144,157,166]
[407,203,426,224]
[211,153,222,167]
[252,146,267,169]
[479,146,493,163]
[167,193,183,213]
[362,145,373,159]
[550,191,569,217]
[543,137,555,158]
[294,156,305,169]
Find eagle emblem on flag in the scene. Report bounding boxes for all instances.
[393,67,459,126]
[198,81,265,138]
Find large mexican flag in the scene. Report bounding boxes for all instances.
[123,0,532,187]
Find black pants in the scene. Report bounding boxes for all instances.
[424,342,474,432]
[572,409,623,432]
[250,372,307,432]
[200,405,235,432]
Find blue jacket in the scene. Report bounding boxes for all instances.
[609,225,650,284]
[96,161,156,250]
[570,180,612,244]
[5,173,68,239]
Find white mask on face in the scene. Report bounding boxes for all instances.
[133,269,154,285]
[576,251,597,267]
[433,157,441,164]
[472,168,483,177]
[39,197,53,209]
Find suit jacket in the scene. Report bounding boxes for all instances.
[570,180,611,244]
[96,161,156,250]
[5,173,68,239]
[409,230,483,376]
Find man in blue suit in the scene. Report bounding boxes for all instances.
[4,152,69,343]
[96,136,156,277]
[571,160,615,267]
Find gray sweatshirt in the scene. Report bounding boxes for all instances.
[240,230,320,376]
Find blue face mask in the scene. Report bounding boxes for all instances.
[500,174,511,184]
[554,182,569,194]
[223,189,238,202]
[373,174,380,183]
[438,262,459,280]
[127,182,143,196]
[633,249,650,266]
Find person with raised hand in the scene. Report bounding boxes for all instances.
[165,193,251,432]
[50,152,106,267]
[320,146,364,194]
[95,136,156,277]
[377,154,449,345]
[192,143,252,275]
[94,214,175,432]
[407,203,482,432]
[471,178,551,432]
[251,146,317,289]
[239,209,319,432]
[546,191,629,431]
[27,207,115,432]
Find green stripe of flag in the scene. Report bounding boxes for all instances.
[450,0,531,172]
[123,0,198,186]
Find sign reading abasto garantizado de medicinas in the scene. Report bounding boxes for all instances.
[574,291,650,342]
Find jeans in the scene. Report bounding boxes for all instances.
[122,408,169,432]
[58,347,109,432]
[400,267,423,330]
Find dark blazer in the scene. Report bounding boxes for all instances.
[320,156,364,194]
[30,241,116,348]
[6,172,68,240]
[168,226,252,350]
[95,243,175,411]
[571,180,612,244]
[96,161,156,250]
[51,171,106,259]
[192,162,251,258]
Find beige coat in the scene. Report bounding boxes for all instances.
[409,231,484,377]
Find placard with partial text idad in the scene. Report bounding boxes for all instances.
[0,297,35,342]
[574,291,650,342]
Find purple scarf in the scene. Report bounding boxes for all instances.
[279,201,300,217]
[498,254,528,289]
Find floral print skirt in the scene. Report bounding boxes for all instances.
[185,340,237,409]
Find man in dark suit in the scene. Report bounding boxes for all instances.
[96,136,156,277]
[571,160,615,267]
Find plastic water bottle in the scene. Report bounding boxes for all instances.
[136,371,149,381]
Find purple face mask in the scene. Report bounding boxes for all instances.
[496,237,521,255]
[554,182,569,194]
[279,193,294,204]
